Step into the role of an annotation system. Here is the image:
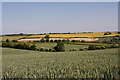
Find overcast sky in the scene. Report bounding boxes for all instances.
[2,2,118,34]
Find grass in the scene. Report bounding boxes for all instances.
[2,47,119,79]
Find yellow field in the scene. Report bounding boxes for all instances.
[29,32,119,38]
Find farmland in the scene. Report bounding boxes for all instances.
[2,48,119,78]
[30,42,88,52]
[1,32,119,42]
[1,32,120,79]
[0,36,26,41]
[28,32,119,38]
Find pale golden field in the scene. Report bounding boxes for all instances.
[28,32,119,38]
[0,36,25,41]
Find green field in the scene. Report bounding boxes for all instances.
[2,48,119,78]
[30,42,88,52]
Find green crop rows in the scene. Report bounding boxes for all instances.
[2,48,119,79]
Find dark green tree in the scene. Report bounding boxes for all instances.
[81,40,85,43]
[54,42,65,52]
[50,39,54,42]
[40,38,45,42]
[104,32,111,35]
[6,39,9,43]
[44,35,50,42]
[88,45,96,50]
[31,44,36,50]
[12,40,17,42]
[2,42,9,47]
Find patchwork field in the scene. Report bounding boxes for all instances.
[28,32,119,38]
[1,32,119,42]
[2,48,119,78]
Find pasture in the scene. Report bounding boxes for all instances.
[32,43,88,52]
[2,48,119,78]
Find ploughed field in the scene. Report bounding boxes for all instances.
[2,48,119,78]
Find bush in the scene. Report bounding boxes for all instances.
[79,48,84,51]
[71,40,76,42]
[81,40,85,43]
[105,45,111,48]
[45,49,49,52]
[110,44,119,48]
[104,32,111,35]
[49,49,52,52]
[8,43,15,48]
[2,42,37,50]
[12,40,17,42]
[40,38,45,42]
[51,49,56,52]
[54,42,65,52]
[6,39,9,43]
[73,48,77,51]
[54,40,58,43]
[88,45,96,50]
[46,39,49,42]
[31,44,36,50]
[84,47,88,51]
[49,48,56,52]
[58,40,61,42]
[100,45,106,49]
[62,40,65,42]
[37,49,40,51]
[50,40,53,42]
[44,35,49,39]
[2,42,9,47]
[40,47,45,51]
[95,46,101,50]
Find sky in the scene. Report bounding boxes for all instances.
[2,2,118,34]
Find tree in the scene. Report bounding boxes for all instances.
[44,35,50,42]
[30,44,36,50]
[19,33,24,35]
[40,38,45,42]
[12,40,17,42]
[58,40,61,42]
[50,39,53,42]
[2,42,9,47]
[54,42,65,52]
[62,40,65,42]
[54,40,58,43]
[71,40,76,42]
[6,39,9,43]
[104,32,111,35]
[88,45,96,50]
[81,40,85,43]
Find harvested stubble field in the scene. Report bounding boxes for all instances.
[0,36,26,41]
[2,48,119,79]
